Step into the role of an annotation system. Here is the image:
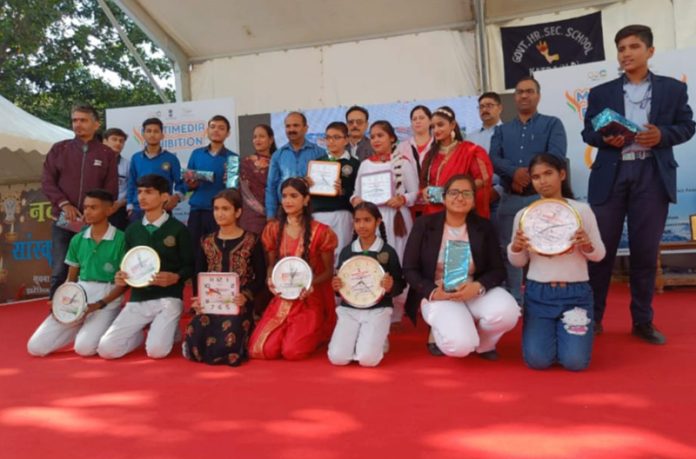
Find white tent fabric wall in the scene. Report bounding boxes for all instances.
[674,0,696,49]
[190,30,479,115]
[485,0,678,91]
[0,94,73,185]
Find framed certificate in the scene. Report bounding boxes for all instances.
[360,170,393,205]
[308,160,341,196]
[120,245,161,287]
[337,255,386,308]
[520,199,581,256]
[271,256,313,300]
[198,272,240,315]
[52,282,88,324]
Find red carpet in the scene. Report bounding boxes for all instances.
[1,284,695,459]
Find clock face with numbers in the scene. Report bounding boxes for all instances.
[52,282,88,324]
[271,256,313,300]
[337,255,386,308]
[520,199,582,256]
[120,246,161,288]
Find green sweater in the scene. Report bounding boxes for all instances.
[125,217,194,302]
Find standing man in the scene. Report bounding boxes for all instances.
[265,112,325,220]
[126,118,185,221]
[467,92,504,219]
[345,105,374,161]
[489,77,567,304]
[582,25,695,344]
[103,128,130,231]
[184,115,239,248]
[42,103,119,298]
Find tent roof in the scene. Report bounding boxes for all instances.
[0,94,73,154]
[115,0,617,63]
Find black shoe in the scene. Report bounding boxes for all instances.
[477,350,498,361]
[632,322,666,345]
[427,342,445,356]
[594,322,603,336]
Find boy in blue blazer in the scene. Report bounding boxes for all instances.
[581,24,695,344]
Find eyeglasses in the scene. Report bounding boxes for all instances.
[478,103,498,110]
[515,88,537,96]
[324,135,346,141]
[446,189,475,199]
[347,119,366,126]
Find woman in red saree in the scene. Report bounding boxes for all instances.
[420,106,493,217]
[248,177,337,360]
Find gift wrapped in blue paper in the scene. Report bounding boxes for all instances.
[225,155,240,189]
[426,186,444,204]
[591,108,643,143]
[443,240,471,292]
[181,168,214,183]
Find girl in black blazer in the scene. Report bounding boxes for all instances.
[403,174,519,359]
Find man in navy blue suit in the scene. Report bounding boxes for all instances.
[582,25,695,344]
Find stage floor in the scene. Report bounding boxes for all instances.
[1,284,695,459]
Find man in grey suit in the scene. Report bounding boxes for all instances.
[345,105,374,161]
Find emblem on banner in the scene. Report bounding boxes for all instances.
[536,41,560,64]
[564,88,590,121]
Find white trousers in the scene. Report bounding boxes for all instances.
[313,210,353,266]
[421,287,520,357]
[27,281,123,357]
[97,297,183,359]
[328,306,392,367]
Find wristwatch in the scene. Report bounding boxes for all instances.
[97,299,107,309]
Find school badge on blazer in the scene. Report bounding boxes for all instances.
[163,235,177,247]
[341,164,353,176]
[376,251,389,264]
[161,162,171,171]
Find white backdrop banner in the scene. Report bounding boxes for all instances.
[536,47,696,245]
[106,97,237,222]
[271,96,481,150]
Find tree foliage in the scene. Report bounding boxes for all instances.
[0,0,174,128]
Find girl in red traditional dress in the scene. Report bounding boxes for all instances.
[248,177,337,360]
[420,106,494,217]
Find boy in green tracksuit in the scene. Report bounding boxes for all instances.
[98,174,193,359]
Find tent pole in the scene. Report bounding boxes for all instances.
[96,0,170,103]
[474,0,490,92]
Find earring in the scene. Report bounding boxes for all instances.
[450,130,456,140]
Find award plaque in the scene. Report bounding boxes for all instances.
[198,272,240,315]
[443,241,471,292]
[691,215,696,241]
[426,186,444,204]
[591,108,643,144]
[271,256,313,300]
[225,155,240,189]
[52,282,88,324]
[520,199,581,256]
[360,170,393,205]
[120,245,161,287]
[307,160,341,196]
[56,211,87,233]
[337,255,386,308]
[182,168,214,183]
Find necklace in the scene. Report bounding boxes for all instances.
[625,81,652,110]
[439,140,459,155]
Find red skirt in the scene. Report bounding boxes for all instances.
[248,282,336,360]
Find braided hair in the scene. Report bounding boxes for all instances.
[351,201,388,242]
[275,177,313,262]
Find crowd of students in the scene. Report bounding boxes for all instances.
[30,24,694,371]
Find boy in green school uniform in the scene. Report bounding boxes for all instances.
[98,174,194,359]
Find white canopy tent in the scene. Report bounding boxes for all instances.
[112,0,696,115]
[0,94,73,185]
